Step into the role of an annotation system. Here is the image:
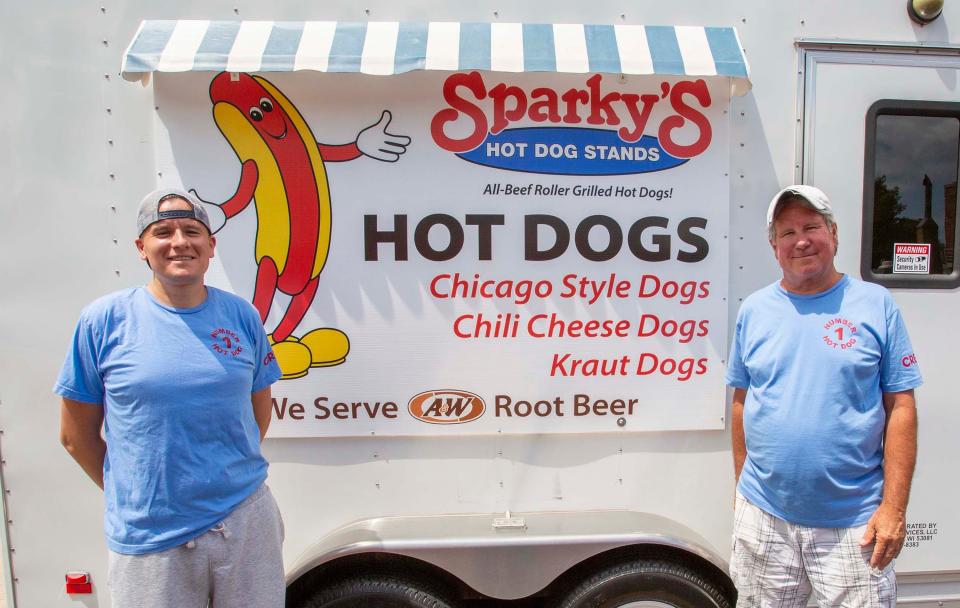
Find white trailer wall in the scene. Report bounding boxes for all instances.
[1,2,957,606]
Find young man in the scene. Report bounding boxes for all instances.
[56,189,284,607]
[727,185,922,607]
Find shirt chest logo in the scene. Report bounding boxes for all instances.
[211,328,243,357]
[822,317,858,350]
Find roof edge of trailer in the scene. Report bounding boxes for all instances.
[120,20,752,96]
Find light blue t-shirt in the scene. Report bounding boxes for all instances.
[726,275,922,528]
[55,286,282,554]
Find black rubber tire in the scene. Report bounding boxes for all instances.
[559,559,732,608]
[301,576,458,608]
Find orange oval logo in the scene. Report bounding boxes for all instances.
[408,390,485,424]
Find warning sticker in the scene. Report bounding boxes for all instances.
[893,243,931,274]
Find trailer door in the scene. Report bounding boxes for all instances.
[797,41,960,577]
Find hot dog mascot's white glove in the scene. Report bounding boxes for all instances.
[188,188,228,234]
[356,110,411,163]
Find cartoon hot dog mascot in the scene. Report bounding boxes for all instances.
[195,72,410,379]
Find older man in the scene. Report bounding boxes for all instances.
[56,189,284,607]
[726,185,922,607]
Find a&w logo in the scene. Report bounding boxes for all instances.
[408,390,486,424]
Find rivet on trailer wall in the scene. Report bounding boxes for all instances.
[908,0,945,24]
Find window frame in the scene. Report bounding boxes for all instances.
[861,99,960,289]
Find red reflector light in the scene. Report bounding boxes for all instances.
[65,571,92,594]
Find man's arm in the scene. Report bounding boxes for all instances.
[59,398,106,489]
[861,389,918,569]
[731,388,748,485]
[251,386,273,443]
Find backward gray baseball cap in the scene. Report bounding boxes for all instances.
[137,188,212,236]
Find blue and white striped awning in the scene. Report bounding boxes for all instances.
[122,21,751,95]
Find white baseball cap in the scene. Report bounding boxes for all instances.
[766,185,835,227]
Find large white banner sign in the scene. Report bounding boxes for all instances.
[155,70,731,436]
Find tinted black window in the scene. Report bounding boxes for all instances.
[862,101,959,288]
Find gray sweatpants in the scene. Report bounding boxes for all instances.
[108,484,285,608]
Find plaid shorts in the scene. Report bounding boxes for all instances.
[731,493,896,608]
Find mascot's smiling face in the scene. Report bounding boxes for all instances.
[210,72,288,140]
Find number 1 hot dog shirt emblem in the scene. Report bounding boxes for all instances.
[194,73,410,379]
[822,317,858,350]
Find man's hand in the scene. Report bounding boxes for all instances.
[356,111,411,162]
[860,389,918,570]
[860,502,907,569]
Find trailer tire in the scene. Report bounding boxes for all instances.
[559,559,732,608]
[300,576,458,608]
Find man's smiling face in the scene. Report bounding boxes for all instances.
[770,199,839,291]
[136,197,216,288]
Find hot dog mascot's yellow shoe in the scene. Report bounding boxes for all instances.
[199,72,409,380]
[267,336,313,380]
[300,328,350,368]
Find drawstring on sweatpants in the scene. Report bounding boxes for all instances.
[212,522,232,539]
[185,522,232,549]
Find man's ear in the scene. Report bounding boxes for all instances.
[208,235,216,259]
[135,238,152,269]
